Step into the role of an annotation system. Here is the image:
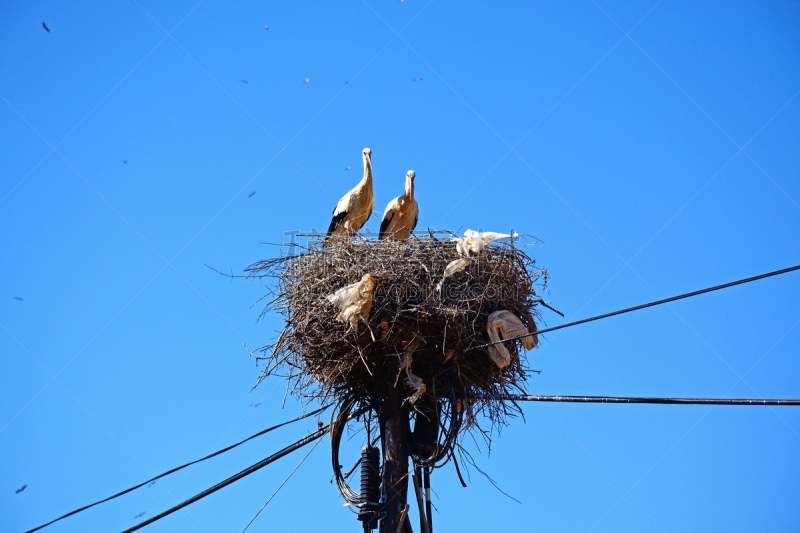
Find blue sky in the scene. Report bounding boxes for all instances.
[2,1,799,531]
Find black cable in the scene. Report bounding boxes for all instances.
[473,263,800,350]
[25,404,330,533]
[330,397,364,505]
[468,394,800,405]
[120,426,330,533]
[240,436,323,532]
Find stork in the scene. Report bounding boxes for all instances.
[486,310,537,368]
[379,170,418,240]
[327,148,374,239]
[454,229,518,257]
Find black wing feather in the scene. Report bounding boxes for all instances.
[379,211,393,239]
[327,209,348,236]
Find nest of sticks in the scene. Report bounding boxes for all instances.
[248,234,547,440]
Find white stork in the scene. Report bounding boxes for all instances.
[326,273,376,332]
[454,229,518,257]
[379,170,418,240]
[486,310,537,368]
[327,148,374,239]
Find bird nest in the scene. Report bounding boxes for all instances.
[247,234,548,436]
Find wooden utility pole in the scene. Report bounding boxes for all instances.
[380,385,410,533]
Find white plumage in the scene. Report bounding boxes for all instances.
[327,148,374,239]
[379,170,418,240]
[326,273,376,331]
[485,310,537,368]
[454,229,518,257]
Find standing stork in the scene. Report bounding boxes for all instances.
[379,170,418,240]
[327,148,374,239]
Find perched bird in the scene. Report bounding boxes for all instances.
[13,296,23,301]
[326,273,376,332]
[15,485,27,494]
[317,420,323,429]
[486,310,537,368]
[326,148,374,238]
[454,229,517,257]
[248,191,256,198]
[379,170,418,240]
[42,22,50,32]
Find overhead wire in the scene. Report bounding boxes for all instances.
[467,394,800,406]
[120,425,330,533]
[121,405,369,533]
[473,263,800,350]
[25,264,800,532]
[25,404,331,533]
[240,436,323,533]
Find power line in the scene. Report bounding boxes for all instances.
[241,436,323,532]
[469,394,800,406]
[474,263,800,350]
[120,406,369,532]
[120,426,329,533]
[25,404,330,533]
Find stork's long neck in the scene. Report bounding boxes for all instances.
[405,175,414,199]
[360,156,373,189]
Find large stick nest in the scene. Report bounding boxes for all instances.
[247,234,548,433]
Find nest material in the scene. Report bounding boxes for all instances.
[247,235,547,432]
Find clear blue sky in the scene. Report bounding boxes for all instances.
[2,1,799,531]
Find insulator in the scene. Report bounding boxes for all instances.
[359,445,381,506]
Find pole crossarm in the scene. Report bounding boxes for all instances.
[468,394,800,406]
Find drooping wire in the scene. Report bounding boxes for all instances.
[120,426,329,533]
[241,436,323,533]
[473,263,800,351]
[120,403,369,533]
[330,396,365,505]
[25,404,331,533]
[466,394,800,406]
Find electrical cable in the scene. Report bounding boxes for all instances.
[330,396,365,505]
[473,263,800,350]
[121,403,369,533]
[240,436,323,533]
[25,404,330,533]
[467,394,800,405]
[120,426,329,533]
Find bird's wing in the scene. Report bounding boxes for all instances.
[410,201,419,232]
[379,210,394,239]
[379,197,400,239]
[327,209,348,236]
[327,195,351,236]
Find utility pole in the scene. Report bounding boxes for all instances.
[380,385,410,533]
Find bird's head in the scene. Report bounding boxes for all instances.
[406,170,416,181]
[362,147,372,169]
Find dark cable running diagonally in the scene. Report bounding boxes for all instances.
[25,404,331,533]
[473,263,800,351]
